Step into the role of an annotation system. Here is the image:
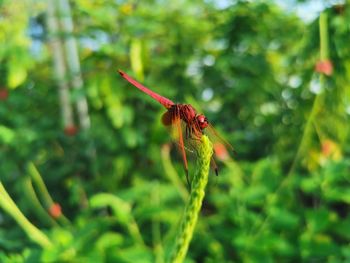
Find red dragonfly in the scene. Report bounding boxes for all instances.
[118,70,234,184]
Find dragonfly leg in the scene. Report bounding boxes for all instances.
[173,106,191,189]
[190,135,201,142]
[210,156,219,176]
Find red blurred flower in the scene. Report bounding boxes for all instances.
[213,142,229,161]
[315,60,333,76]
[322,139,333,157]
[320,139,342,162]
[49,203,62,219]
[0,88,8,100]
[64,125,78,136]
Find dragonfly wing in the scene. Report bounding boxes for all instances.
[172,108,191,188]
[207,124,236,154]
[163,111,197,152]
[205,124,236,167]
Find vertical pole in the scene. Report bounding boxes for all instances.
[56,0,91,130]
[46,0,74,128]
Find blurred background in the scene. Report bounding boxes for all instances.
[1,0,350,262]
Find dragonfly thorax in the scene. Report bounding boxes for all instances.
[178,104,197,123]
[176,104,209,131]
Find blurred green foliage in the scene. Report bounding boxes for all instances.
[1,0,350,262]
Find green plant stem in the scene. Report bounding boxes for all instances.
[22,176,57,227]
[319,12,328,61]
[152,182,164,263]
[28,162,55,208]
[161,144,189,202]
[28,162,70,225]
[169,135,213,263]
[288,93,324,175]
[251,11,330,240]
[90,193,145,246]
[289,11,329,175]
[0,181,53,248]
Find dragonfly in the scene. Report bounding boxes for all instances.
[118,70,234,185]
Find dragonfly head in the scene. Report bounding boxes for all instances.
[197,114,209,130]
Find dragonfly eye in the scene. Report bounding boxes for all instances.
[197,114,208,130]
